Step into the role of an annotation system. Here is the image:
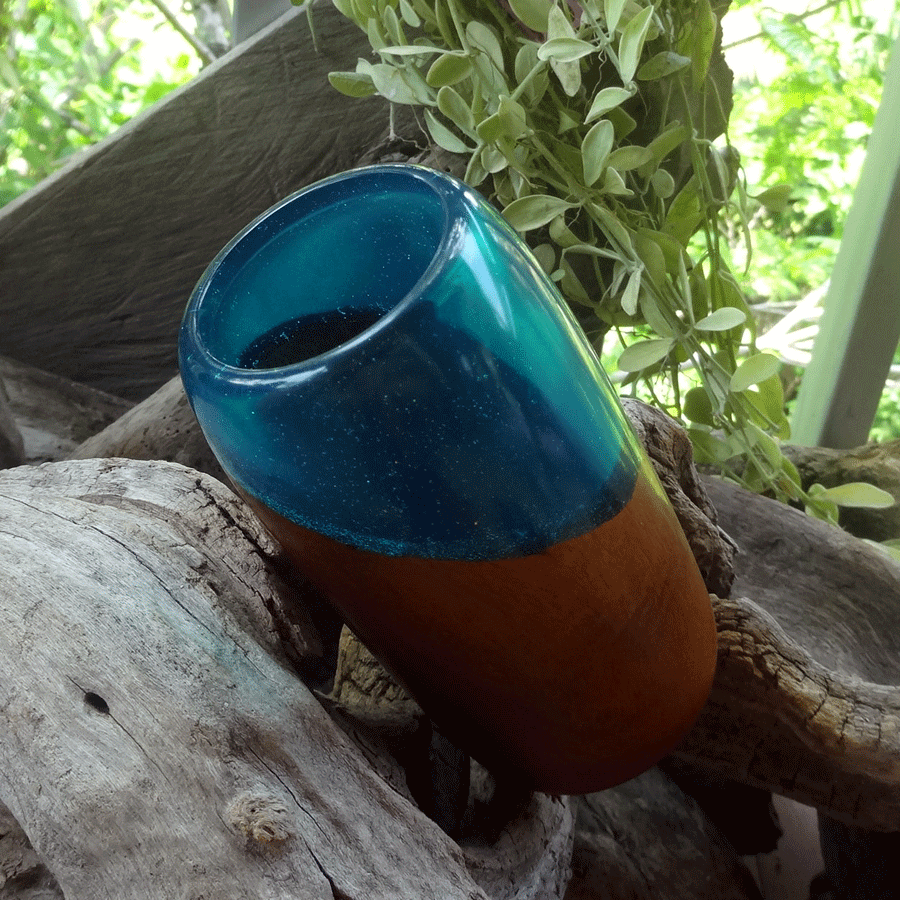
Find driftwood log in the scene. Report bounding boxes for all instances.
[3,348,900,896]
[0,357,771,900]
[10,361,900,837]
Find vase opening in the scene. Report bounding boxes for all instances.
[190,167,451,371]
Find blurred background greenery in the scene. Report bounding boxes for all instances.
[1,0,898,439]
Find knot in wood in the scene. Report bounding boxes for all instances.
[226,792,292,845]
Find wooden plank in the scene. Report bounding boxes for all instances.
[0,3,383,400]
[790,37,900,448]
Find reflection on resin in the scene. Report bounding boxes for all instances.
[180,163,718,794]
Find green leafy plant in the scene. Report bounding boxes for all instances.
[326,0,839,509]
[0,0,205,208]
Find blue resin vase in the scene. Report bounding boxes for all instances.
[180,164,716,793]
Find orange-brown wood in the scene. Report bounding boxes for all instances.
[244,459,717,793]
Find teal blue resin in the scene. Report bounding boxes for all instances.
[179,165,640,560]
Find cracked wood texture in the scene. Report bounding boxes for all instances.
[0,459,492,900]
[0,2,383,401]
[28,360,900,831]
[676,478,900,831]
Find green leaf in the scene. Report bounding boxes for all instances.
[502,195,577,231]
[620,268,642,315]
[605,145,653,171]
[547,4,576,39]
[549,215,582,248]
[515,42,549,104]
[634,234,667,290]
[601,167,632,196]
[684,387,715,426]
[559,258,593,305]
[365,15,387,50]
[604,0,627,34]
[864,539,900,565]
[476,112,505,143]
[537,38,596,63]
[805,483,839,524]
[745,375,790,440]
[377,44,443,56]
[747,422,783,470]
[635,227,682,277]
[637,51,691,80]
[328,71,377,98]
[689,428,735,464]
[437,85,474,132]
[589,203,635,254]
[645,122,689,167]
[498,96,528,139]
[618,338,674,372]
[663,176,703,246]
[425,110,471,153]
[585,86,634,123]
[532,243,557,273]
[552,57,582,96]
[398,0,421,27]
[731,353,781,392]
[694,307,747,332]
[558,107,581,133]
[508,0,554,32]
[466,21,505,73]
[617,5,654,83]
[427,53,472,87]
[581,119,615,186]
[650,168,675,198]
[382,5,405,44]
[546,3,581,95]
[753,183,794,213]
[480,143,508,173]
[689,0,716,89]
[639,292,675,338]
[818,483,896,509]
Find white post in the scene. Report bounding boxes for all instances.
[790,36,900,448]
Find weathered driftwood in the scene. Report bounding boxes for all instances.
[0,355,131,465]
[677,478,900,831]
[1,364,755,900]
[6,352,900,896]
[0,458,522,900]
[68,374,226,482]
[324,628,576,897]
[33,363,900,830]
[0,380,23,470]
[564,767,763,900]
[621,397,737,599]
[0,2,387,400]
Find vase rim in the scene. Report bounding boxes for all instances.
[182,163,467,377]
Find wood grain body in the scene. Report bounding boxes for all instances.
[244,461,718,794]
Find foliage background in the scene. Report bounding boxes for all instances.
[1,0,899,441]
[0,0,221,207]
[721,0,900,441]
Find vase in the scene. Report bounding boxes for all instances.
[179,163,717,794]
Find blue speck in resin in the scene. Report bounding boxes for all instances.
[179,164,641,560]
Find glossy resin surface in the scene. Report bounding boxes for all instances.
[180,164,641,560]
[180,164,718,793]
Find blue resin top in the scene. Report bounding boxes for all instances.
[180,165,640,560]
